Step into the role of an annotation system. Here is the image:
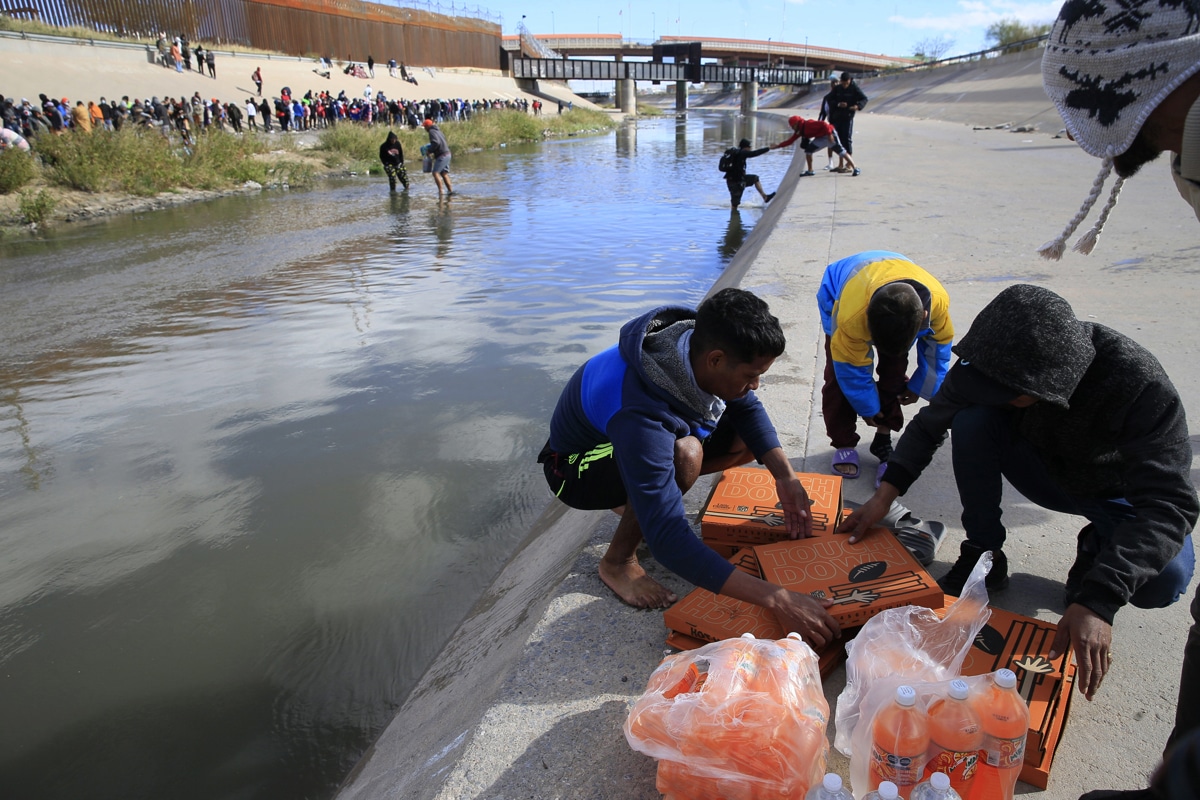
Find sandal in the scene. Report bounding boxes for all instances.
[832,448,860,479]
[875,460,888,489]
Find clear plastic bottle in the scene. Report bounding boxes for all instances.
[923,678,982,796]
[863,781,901,800]
[970,669,1029,800]
[911,772,962,800]
[805,772,854,800]
[870,685,930,799]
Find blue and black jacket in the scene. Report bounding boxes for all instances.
[548,306,782,593]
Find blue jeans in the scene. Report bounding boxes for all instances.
[951,405,1194,609]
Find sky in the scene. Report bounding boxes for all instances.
[482,0,1066,60]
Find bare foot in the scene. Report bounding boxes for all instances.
[599,557,678,608]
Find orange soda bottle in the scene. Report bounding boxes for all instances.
[870,685,930,799]
[969,669,1029,800]
[923,678,982,796]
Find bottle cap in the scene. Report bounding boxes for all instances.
[787,632,803,641]
[740,632,756,639]
[932,772,951,790]
[948,678,970,700]
[823,773,843,792]
[879,781,899,800]
[896,685,917,707]
[995,668,1017,689]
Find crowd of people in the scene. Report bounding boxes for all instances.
[1,87,539,150]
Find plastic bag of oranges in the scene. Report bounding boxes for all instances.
[624,632,829,800]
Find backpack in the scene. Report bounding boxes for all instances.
[718,147,738,173]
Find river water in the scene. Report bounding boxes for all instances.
[0,110,787,800]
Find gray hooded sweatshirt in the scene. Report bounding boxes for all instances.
[886,284,1197,624]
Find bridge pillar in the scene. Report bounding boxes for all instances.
[675,80,688,111]
[618,78,637,113]
[740,81,758,115]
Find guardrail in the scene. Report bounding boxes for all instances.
[867,33,1049,77]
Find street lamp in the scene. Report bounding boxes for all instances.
[551,10,555,34]
[804,36,809,70]
[767,37,771,68]
[652,11,656,40]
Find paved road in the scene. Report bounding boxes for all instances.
[339,107,1200,800]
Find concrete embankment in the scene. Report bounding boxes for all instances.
[338,43,1200,800]
[0,33,591,114]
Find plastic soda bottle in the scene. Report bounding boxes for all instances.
[870,685,930,799]
[970,669,1029,800]
[863,781,901,800]
[912,772,962,800]
[805,772,854,800]
[923,678,982,796]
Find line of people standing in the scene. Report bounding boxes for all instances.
[156,33,217,78]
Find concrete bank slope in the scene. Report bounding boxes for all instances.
[338,116,1200,799]
[0,34,591,111]
[693,46,1055,133]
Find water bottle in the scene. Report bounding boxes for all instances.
[863,781,901,800]
[805,773,854,800]
[869,685,930,799]
[911,772,962,800]
[969,669,1029,800]
[923,678,982,796]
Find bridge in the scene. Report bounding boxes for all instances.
[501,33,913,75]
[501,31,912,114]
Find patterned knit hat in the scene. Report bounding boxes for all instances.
[1039,0,1200,259]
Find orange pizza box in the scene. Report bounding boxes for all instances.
[699,468,844,551]
[663,586,785,644]
[662,547,784,643]
[728,547,762,578]
[1019,660,1076,789]
[938,598,1078,788]
[753,528,944,629]
[664,630,848,679]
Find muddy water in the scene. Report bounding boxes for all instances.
[0,111,787,799]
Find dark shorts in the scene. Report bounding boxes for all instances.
[802,134,845,155]
[726,176,757,204]
[539,416,739,510]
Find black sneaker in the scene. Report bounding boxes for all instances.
[764,192,776,202]
[1064,524,1098,606]
[937,541,1009,597]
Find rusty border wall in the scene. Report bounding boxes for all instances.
[2,0,502,69]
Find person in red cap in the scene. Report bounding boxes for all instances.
[772,115,859,177]
[422,118,454,195]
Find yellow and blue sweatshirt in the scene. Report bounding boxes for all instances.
[817,251,954,418]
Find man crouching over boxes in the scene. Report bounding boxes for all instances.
[538,288,842,648]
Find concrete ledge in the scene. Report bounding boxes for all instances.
[336,500,600,800]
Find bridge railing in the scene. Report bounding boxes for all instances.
[510,57,812,85]
[865,33,1050,76]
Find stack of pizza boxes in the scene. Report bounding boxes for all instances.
[660,467,1077,785]
[663,466,944,678]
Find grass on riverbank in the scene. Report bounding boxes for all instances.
[316,108,616,174]
[29,128,314,195]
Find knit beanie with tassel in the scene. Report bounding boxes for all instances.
[1040,0,1200,260]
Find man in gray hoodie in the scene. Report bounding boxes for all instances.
[1027,4,1200,798]
[422,118,454,195]
[841,284,1197,709]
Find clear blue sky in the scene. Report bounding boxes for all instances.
[488,0,1064,59]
